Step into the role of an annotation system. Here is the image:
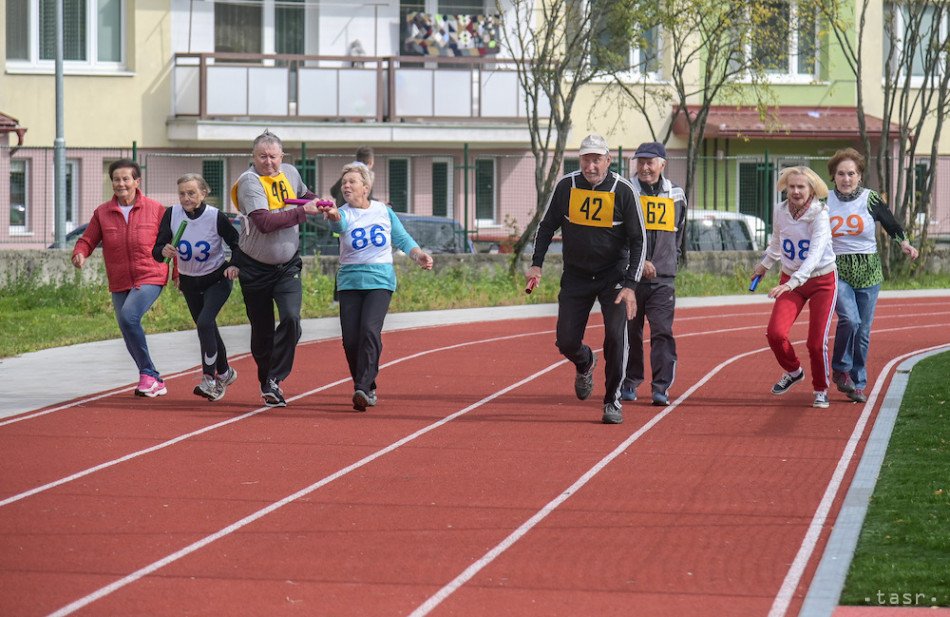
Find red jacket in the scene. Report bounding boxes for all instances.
[73,190,169,292]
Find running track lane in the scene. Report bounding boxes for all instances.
[0,299,947,616]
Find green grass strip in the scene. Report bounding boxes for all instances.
[840,352,950,608]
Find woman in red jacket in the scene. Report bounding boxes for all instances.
[72,159,169,397]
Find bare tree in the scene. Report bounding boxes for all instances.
[612,0,780,208]
[497,0,645,271]
[815,0,950,272]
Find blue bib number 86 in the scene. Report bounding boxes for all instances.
[782,238,810,261]
[351,224,388,250]
[177,239,211,262]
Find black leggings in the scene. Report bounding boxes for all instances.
[338,289,392,393]
[182,277,233,377]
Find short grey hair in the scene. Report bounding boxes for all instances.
[252,129,283,153]
[177,173,211,195]
[341,162,374,191]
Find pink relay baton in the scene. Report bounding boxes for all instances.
[525,277,539,294]
[284,198,335,207]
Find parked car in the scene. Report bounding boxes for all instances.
[48,224,88,249]
[299,212,474,256]
[685,209,767,251]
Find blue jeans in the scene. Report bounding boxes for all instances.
[111,284,163,378]
[832,280,880,390]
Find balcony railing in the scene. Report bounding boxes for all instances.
[172,53,549,123]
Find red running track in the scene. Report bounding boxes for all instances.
[1,298,949,617]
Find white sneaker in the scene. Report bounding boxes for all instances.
[813,391,830,409]
[194,375,225,401]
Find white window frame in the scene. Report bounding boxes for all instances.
[432,157,454,218]
[5,0,127,73]
[9,159,30,235]
[738,0,819,84]
[884,2,949,86]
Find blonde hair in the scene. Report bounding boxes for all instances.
[341,162,375,191]
[777,166,829,200]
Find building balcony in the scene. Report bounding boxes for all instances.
[169,53,548,146]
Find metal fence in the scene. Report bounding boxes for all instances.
[4,145,949,250]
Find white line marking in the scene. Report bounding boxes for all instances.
[1,322,758,508]
[409,323,950,617]
[408,341,781,616]
[766,330,950,617]
[0,331,548,508]
[46,359,571,617]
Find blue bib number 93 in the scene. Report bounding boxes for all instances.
[177,239,211,262]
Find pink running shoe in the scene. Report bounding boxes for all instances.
[135,374,150,395]
[136,375,168,398]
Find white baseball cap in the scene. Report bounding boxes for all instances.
[578,133,609,156]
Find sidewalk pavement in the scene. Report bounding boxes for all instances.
[2,290,945,420]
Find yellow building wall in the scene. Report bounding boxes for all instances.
[0,0,173,149]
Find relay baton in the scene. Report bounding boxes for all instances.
[525,276,539,294]
[749,274,762,292]
[284,198,335,207]
[165,220,188,264]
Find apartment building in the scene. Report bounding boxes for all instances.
[2,0,949,248]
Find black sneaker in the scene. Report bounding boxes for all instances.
[771,370,804,395]
[574,355,597,400]
[601,401,623,424]
[261,379,287,407]
[832,370,856,393]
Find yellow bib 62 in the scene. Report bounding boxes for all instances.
[568,188,616,228]
[640,195,675,232]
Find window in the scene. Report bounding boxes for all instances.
[883,3,948,79]
[563,158,580,174]
[10,160,29,232]
[592,23,661,77]
[475,158,495,221]
[745,1,817,79]
[65,160,78,228]
[431,159,453,217]
[737,160,773,226]
[5,0,124,69]
[294,157,318,195]
[202,160,226,210]
[389,158,410,213]
[215,0,262,54]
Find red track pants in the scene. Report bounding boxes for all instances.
[765,271,838,392]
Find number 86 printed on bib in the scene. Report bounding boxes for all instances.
[350,224,388,250]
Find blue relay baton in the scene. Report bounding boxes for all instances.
[749,274,762,292]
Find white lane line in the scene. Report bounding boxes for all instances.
[766,326,950,617]
[408,341,775,616]
[0,330,549,508]
[46,358,572,617]
[410,322,950,617]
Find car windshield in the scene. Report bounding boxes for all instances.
[399,217,467,253]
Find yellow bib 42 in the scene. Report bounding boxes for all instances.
[568,188,616,228]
